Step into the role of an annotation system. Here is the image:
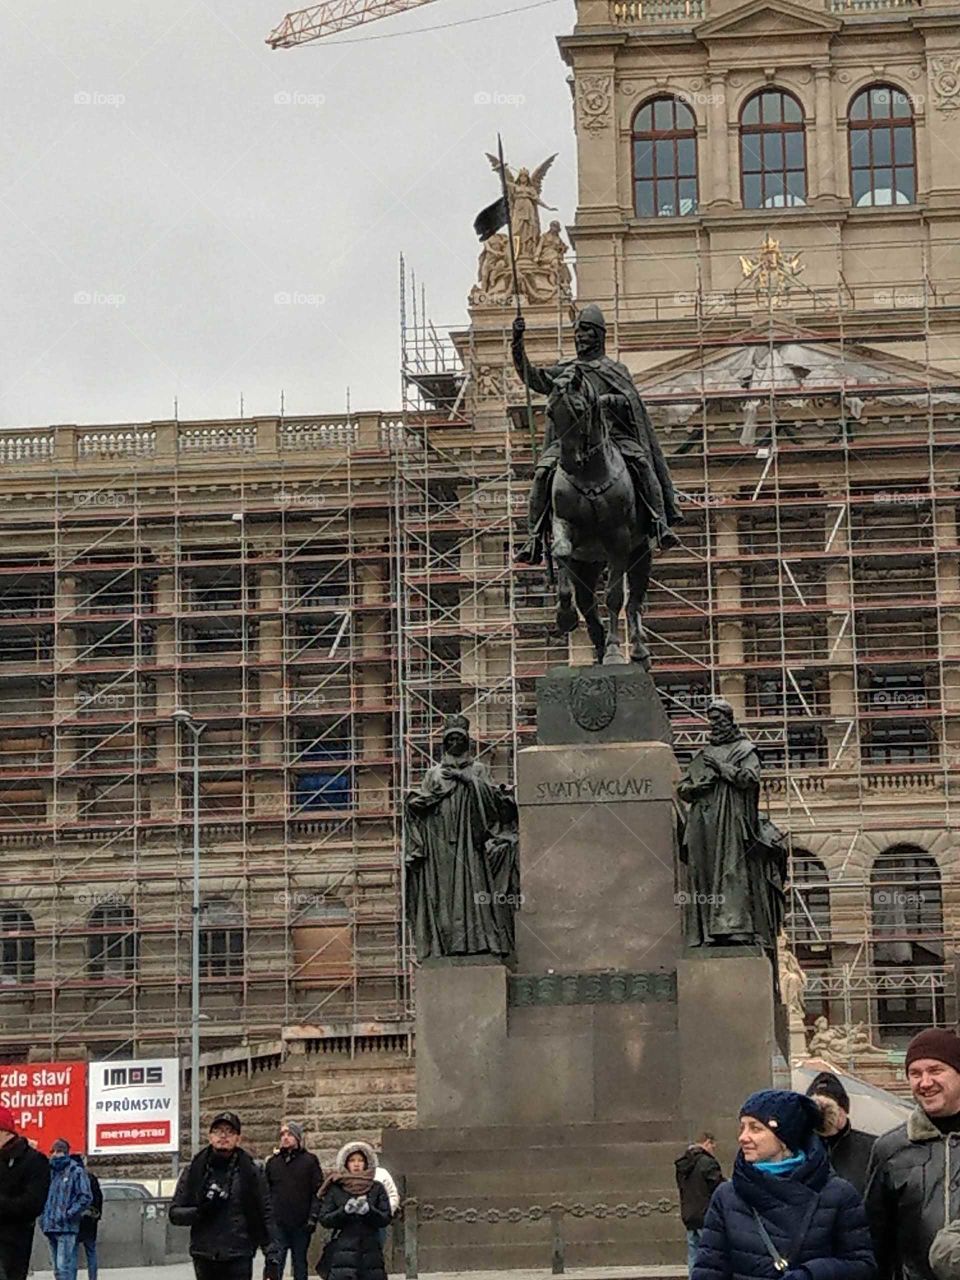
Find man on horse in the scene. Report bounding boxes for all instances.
[511,305,683,565]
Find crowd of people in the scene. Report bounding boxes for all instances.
[675,1027,960,1280]
[6,1026,960,1280]
[0,1104,396,1280]
[169,1112,399,1280]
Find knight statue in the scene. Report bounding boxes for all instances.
[511,306,683,565]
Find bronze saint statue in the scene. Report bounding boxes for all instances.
[404,714,519,962]
[677,699,786,956]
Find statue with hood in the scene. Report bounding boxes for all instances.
[512,305,684,565]
[677,699,787,960]
[404,714,519,962]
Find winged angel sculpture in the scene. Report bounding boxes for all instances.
[472,153,572,307]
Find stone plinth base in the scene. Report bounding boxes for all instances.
[678,950,779,1142]
[536,664,672,745]
[415,958,507,1128]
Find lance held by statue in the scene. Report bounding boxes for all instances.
[404,715,519,963]
[512,308,683,567]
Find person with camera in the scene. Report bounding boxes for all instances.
[170,1111,281,1280]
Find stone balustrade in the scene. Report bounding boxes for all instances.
[828,0,918,10]
[0,412,415,470]
[610,0,706,22]
[0,433,55,464]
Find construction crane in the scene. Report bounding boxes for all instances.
[266,0,442,48]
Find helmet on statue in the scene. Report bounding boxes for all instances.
[575,303,607,333]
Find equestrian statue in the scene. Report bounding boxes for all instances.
[512,306,683,667]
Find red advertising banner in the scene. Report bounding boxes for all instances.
[0,1062,87,1154]
[95,1120,171,1149]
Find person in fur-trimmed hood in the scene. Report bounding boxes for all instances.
[692,1090,875,1280]
[806,1073,875,1194]
[309,1141,391,1280]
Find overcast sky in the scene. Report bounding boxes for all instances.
[0,0,577,429]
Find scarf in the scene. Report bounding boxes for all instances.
[317,1169,375,1200]
[754,1151,807,1176]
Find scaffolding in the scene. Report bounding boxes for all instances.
[0,416,413,1061]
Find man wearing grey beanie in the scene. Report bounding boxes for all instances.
[265,1123,322,1280]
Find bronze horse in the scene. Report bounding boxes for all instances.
[547,365,653,667]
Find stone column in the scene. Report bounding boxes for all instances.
[814,64,839,200]
[708,72,731,206]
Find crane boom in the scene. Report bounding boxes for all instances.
[267,0,442,48]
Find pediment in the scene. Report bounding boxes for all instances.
[695,0,841,40]
[637,333,955,400]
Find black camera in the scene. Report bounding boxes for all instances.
[204,1181,229,1203]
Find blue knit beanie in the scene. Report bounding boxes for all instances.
[740,1089,822,1154]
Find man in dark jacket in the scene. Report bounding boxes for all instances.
[0,1105,50,1280]
[265,1122,322,1280]
[171,1111,281,1280]
[73,1156,102,1280]
[806,1072,875,1193]
[675,1132,724,1275]
[866,1028,960,1280]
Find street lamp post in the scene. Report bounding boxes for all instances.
[172,708,207,1155]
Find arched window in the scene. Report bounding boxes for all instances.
[849,84,915,207]
[870,845,943,1040]
[633,97,698,218]
[740,89,807,209]
[0,904,34,985]
[199,897,244,977]
[88,903,137,978]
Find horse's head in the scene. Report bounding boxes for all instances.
[548,365,605,469]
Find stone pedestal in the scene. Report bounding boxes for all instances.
[386,665,781,1272]
[678,949,778,1141]
[535,663,672,745]
[516,740,681,973]
[415,959,507,1128]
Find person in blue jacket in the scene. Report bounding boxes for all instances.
[692,1090,876,1280]
[40,1139,92,1280]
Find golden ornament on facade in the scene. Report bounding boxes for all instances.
[739,233,806,306]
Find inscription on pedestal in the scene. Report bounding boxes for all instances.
[533,775,654,803]
[509,970,678,1006]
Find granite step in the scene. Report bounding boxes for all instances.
[396,1141,684,1176]
[383,1120,686,1154]
[410,1212,682,1246]
[412,1237,686,1271]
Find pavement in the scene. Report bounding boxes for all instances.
[32,1266,688,1279]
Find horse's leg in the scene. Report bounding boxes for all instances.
[626,539,652,669]
[571,560,606,663]
[603,553,628,665]
[555,556,578,635]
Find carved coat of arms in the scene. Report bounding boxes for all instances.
[569,673,618,731]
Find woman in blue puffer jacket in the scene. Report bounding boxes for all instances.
[692,1090,876,1280]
